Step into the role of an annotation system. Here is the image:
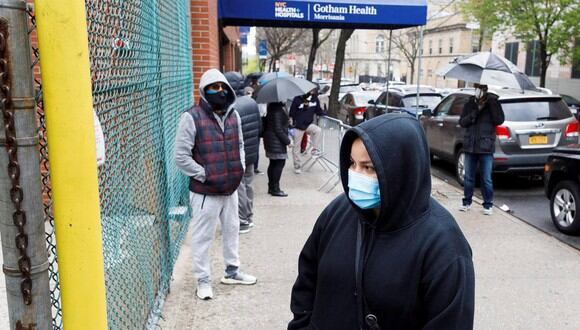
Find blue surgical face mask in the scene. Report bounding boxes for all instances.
[348,169,381,209]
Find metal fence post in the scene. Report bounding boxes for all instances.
[0,0,52,328]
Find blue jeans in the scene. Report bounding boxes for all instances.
[462,153,494,209]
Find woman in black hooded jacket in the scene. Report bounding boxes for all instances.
[263,102,291,197]
[289,114,475,330]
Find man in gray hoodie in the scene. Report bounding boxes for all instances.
[174,69,257,300]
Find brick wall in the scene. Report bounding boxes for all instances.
[190,0,220,101]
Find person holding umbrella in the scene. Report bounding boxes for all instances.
[256,76,317,197]
[458,83,505,215]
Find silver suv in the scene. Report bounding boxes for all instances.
[420,89,579,185]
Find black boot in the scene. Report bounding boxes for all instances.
[268,182,274,195]
[270,183,288,197]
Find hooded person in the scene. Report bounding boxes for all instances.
[174,68,257,301]
[289,114,475,329]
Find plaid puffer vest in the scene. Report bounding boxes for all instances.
[188,105,243,195]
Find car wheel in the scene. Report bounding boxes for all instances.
[550,180,580,235]
[455,150,465,186]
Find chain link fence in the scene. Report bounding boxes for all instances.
[29,0,193,328]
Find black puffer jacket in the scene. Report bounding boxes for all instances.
[235,95,262,165]
[459,94,505,153]
[263,103,291,155]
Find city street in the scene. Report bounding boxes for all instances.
[430,157,580,250]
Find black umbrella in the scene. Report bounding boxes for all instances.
[255,76,317,104]
[438,52,536,90]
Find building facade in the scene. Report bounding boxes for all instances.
[492,33,580,99]
[344,30,401,83]
[405,13,484,89]
[190,1,241,100]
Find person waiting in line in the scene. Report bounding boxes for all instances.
[229,85,262,234]
[263,102,291,197]
[459,83,505,215]
[174,69,257,300]
[289,114,475,329]
[289,88,325,174]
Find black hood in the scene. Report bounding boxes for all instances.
[340,114,431,232]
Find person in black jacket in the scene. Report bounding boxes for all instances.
[234,94,262,233]
[289,114,475,330]
[458,84,505,215]
[263,102,291,197]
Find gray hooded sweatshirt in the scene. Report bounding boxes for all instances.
[174,69,245,183]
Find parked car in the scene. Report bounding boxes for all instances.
[561,94,580,119]
[366,85,443,119]
[544,144,580,235]
[338,91,381,126]
[420,89,579,185]
[319,82,363,111]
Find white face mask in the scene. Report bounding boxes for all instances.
[475,88,484,100]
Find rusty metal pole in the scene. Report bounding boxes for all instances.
[0,0,52,329]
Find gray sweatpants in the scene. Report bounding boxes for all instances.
[238,164,255,223]
[189,191,240,282]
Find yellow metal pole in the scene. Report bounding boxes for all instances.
[34,0,108,328]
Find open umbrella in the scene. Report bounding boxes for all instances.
[255,76,317,104]
[258,71,290,85]
[437,52,536,90]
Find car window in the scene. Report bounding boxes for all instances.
[449,96,469,116]
[402,95,442,109]
[562,95,580,106]
[434,96,454,116]
[501,98,572,122]
[376,93,386,106]
[387,93,400,107]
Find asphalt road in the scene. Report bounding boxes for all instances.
[430,157,580,250]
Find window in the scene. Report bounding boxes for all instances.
[449,37,454,53]
[376,35,385,53]
[504,42,519,65]
[428,69,433,77]
[525,40,541,77]
[365,63,370,76]
[377,64,383,76]
[572,39,580,79]
[438,39,443,54]
[428,40,432,55]
[449,96,470,116]
[434,96,454,116]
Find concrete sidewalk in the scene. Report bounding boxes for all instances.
[158,155,580,329]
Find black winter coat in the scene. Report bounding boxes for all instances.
[459,94,505,154]
[263,103,291,155]
[289,114,475,330]
[235,96,262,165]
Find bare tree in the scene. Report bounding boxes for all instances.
[328,29,355,118]
[306,29,335,81]
[257,27,307,72]
[392,27,421,84]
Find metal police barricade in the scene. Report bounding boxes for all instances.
[309,116,351,193]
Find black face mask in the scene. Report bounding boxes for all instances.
[205,90,229,112]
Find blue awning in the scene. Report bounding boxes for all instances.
[218,0,427,29]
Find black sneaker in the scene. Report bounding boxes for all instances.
[239,222,251,234]
[254,169,264,175]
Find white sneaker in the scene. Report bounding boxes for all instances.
[220,271,257,285]
[294,167,302,174]
[459,204,471,212]
[483,207,493,216]
[196,282,213,300]
[311,149,322,158]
